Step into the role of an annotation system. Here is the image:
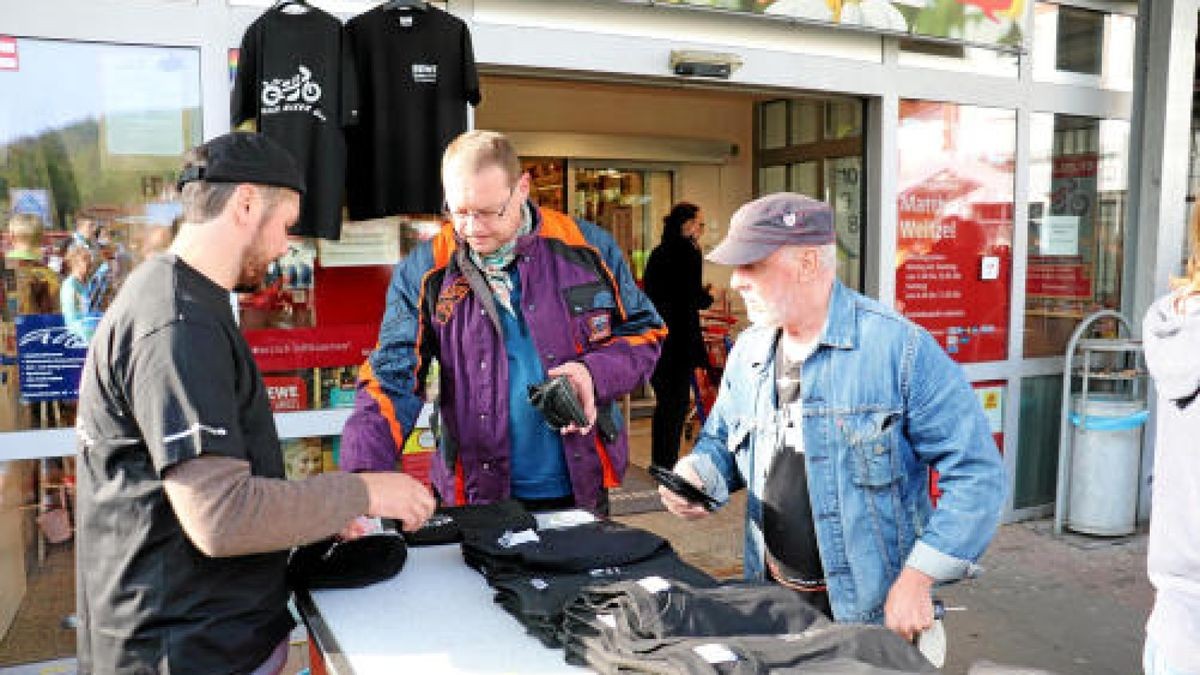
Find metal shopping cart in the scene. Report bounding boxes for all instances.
[684,309,738,440]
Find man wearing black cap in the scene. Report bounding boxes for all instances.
[658,193,1005,643]
[74,132,436,674]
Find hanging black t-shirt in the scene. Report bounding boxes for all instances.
[75,254,293,674]
[232,6,358,239]
[345,5,481,219]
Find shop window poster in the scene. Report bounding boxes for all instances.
[896,101,1015,363]
[662,0,1024,49]
[14,313,86,402]
[239,238,317,330]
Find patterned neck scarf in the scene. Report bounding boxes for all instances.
[467,202,533,314]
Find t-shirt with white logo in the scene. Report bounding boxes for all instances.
[345,5,481,219]
[232,5,359,240]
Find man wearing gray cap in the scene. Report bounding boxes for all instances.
[74,132,436,674]
[658,193,1005,642]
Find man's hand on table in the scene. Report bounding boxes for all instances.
[356,472,436,533]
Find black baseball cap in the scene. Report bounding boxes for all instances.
[707,192,834,266]
[176,132,305,195]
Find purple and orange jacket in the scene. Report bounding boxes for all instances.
[340,204,665,512]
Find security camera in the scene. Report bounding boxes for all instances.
[669,50,743,79]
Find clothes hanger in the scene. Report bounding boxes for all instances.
[272,0,312,14]
[381,0,428,11]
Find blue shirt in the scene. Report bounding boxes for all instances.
[501,269,572,500]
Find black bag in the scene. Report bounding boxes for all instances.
[287,533,408,590]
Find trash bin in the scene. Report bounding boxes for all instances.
[1066,394,1148,536]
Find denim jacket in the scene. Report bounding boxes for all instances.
[683,281,1006,623]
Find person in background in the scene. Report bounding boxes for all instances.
[658,193,1005,639]
[69,214,100,256]
[59,245,96,340]
[1141,207,1200,675]
[340,130,665,515]
[74,132,436,674]
[5,213,60,315]
[642,201,713,469]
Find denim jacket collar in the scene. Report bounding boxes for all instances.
[822,280,857,351]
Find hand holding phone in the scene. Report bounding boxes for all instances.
[649,465,719,512]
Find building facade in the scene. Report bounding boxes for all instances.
[0,0,1194,666]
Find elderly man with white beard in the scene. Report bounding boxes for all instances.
[658,192,1006,642]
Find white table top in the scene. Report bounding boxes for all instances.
[300,543,590,675]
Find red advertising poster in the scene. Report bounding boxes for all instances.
[263,376,308,412]
[896,102,1015,363]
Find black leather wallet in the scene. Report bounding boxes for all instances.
[649,465,719,511]
[527,375,589,430]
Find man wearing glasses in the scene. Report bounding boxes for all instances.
[340,130,665,515]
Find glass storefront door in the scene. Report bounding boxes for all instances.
[755,95,866,291]
[569,163,675,282]
[0,37,202,665]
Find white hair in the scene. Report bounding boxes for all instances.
[816,243,837,272]
[781,244,837,272]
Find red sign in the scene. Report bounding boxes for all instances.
[896,176,1013,363]
[0,37,18,72]
[264,376,308,412]
[244,324,377,372]
[1026,256,1093,299]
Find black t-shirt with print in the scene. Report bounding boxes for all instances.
[74,254,292,674]
[345,5,480,219]
[232,6,358,239]
[762,341,827,594]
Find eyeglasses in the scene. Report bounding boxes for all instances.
[444,186,516,225]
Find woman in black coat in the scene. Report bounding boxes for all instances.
[642,202,713,469]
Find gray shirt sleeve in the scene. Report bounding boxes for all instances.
[164,454,370,557]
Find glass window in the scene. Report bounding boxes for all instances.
[1054,6,1104,74]
[897,40,1019,78]
[759,100,787,150]
[759,165,787,194]
[896,101,1016,363]
[1032,3,1135,90]
[788,161,820,197]
[790,100,821,145]
[755,95,866,292]
[824,99,862,141]
[571,166,673,281]
[0,38,201,431]
[1015,375,1063,509]
[826,157,864,291]
[1025,114,1131,358]
[0,38,202,668]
